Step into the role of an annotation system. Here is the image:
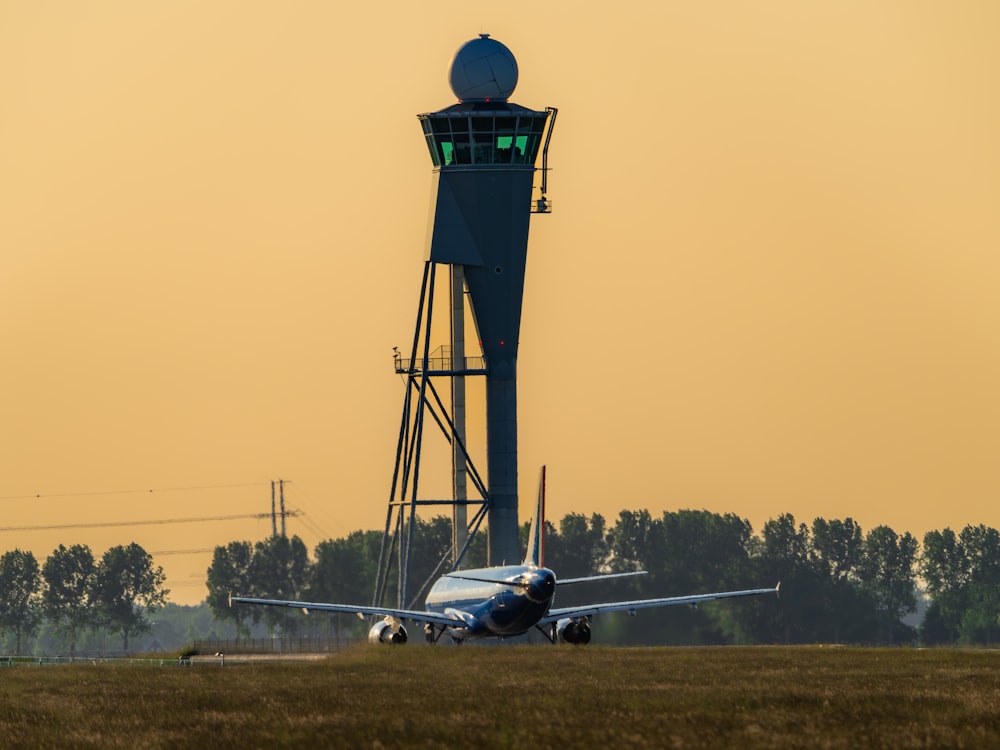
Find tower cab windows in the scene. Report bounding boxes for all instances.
[420,110,548,167]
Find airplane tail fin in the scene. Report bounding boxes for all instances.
[523,466,546,567]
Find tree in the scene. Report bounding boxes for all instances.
[599,509,760,645]
[657,510,753,592]
[741,514,819,644]
[811,518,864,581]
[957,525,1000,644]
[310,530,383,637]
[0,549,43,653]
[959,583,1000,645]
[205,541,255,637]
[922,525,1000,645]
[598,510,657,643]
[858,526,918,644]
[406,517,455,607]
[545,512,609,579]
[920,528,969,644]
[42,544,97,654]
[805,517,880,644]
[639,510,754,646]
[960,524,1000,587]
[249,535,310,635]
[607,509,655,574]
[91,543,169,653]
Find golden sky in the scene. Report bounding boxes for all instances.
[2,2,999,604]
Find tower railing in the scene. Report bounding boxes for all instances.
[394,345,487,375]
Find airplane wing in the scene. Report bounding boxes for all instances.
[538,583,779,625]
[229,595,463,628]
[557,571,648,586]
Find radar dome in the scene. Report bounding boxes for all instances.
[449,35,518,102]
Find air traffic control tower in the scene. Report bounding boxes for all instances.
[420,35,554,566]
[377,35,555,602]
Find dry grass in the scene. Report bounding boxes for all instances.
[1,646,999,748]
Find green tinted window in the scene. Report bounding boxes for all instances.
[439,140,454,166]
[421,111,547,166]
[495,135,514,164]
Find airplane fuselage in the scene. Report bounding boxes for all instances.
[425,565,557,638]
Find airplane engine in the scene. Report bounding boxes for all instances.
[555,617,591,645]
[368,620,408,645]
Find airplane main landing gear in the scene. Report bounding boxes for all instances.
[424,624,449,644]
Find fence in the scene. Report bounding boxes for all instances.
[192,635,357,655]
[0,655,189,668]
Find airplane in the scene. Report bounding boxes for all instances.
[231,468,779,644]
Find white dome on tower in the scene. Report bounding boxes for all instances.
[448,35,518,102]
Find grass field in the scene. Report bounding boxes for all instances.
[2,646,999,748]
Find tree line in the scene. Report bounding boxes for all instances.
[0,543,168,654]
[7,511,996,652]
[205,511,1000,646]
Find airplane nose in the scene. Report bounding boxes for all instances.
[527,570,556,603]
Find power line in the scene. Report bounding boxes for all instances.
[285,485,332,539]
[291,507,329,541]
[0,511,299,533]
[0,481,266,502]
